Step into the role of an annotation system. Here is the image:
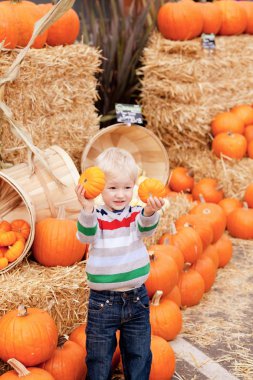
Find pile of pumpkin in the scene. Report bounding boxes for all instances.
[168,166,253,240]
[0,0,80,49]
[211,104,253,160]
[157,0,253,41]
[0,219,30,270]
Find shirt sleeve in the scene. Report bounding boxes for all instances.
[136,209,160,237]
[76,208,98,243]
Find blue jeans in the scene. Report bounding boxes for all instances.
[86,284,152,380]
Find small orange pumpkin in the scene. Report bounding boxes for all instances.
[227,204,253,239]
[0,231,16,247]
[211,111,244,136]
[5,240,25,263]
[168,166,194,193]
[150,336,175,380]
[192,255,217,292]
[138,178,167,203]
[231,104,253,126]
[244,183,253,208]
[247,140,253,158]
[79,166,105,199]
[244,125,253,143]
[178,267,205,307]
[218,197,243,217]
[11,219,30,240]
[192,178,224,204]
[212,132,247,160]
[213,234,233,268]
[0,221,11,233]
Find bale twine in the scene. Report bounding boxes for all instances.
[138,32,253,152]
[0,43,102,169]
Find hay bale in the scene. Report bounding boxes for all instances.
[139,32,253,151]
[0,43,102,170]
[0,259,89,336]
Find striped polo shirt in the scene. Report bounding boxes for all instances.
[76,205,159,291]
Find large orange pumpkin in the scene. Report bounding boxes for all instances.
[39,3,80,46]
[145,251,179,298]
[32,206,86,267]
[150,335,175,380]
[150,290,182,341]
[238,1,253,34]
[157,0,203,41]
[149,244,184,272]
[2,0,48,48]
[40,338,87,380]
[0,305,58,366]
[217,0,247,35]
[198,2,222,34]
[0,2,18,48]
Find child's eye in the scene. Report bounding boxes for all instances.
[109,186,116,190]
[125,186,132,190]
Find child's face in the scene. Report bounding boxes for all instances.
[101,173,135,211]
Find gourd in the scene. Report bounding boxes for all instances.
[138,178,167,203]
[78,166,105,199]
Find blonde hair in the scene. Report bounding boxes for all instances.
[95,147,138,183]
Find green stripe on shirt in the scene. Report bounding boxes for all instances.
[77,221,97,236]
[87,263,150,283]
[137,221,158,232]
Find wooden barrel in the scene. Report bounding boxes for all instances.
[1,145,81,223]
[0,172,35,274]
[81,124,170,184]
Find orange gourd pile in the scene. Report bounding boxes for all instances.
[0,0,80,49]
[0,219,30,270]
[157,0,253,41]
[211,104,253,160]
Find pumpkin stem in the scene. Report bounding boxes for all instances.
[198,193,206,203]
[243,201,249,209]
[17,304,28,317]
[58,334,69,347]
[151,290,163,306]
[183,262,192,271]
[148,251,155,261]
[7,358,30,376]
[169,222,177,235]
[57,205,66,220]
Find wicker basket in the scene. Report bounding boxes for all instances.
[81,123,170,184]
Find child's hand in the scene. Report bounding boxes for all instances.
[75,184,94,213]
[143,196,165,216]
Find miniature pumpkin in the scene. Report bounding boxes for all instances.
[211,111,244,136]
[39,3,80,46]
[40,337,87,380]
[150,290,182,341]
[0,257,8,270]
[247,140,253,158]
[150,336,175,380]
[78,166,105,199]
[32,206,86,267]
[212,132,247,159]
[230,104,253,126]
[244,125,253,143]
[168,166,194,193]
[138,178,167,203]
[0,305,58,366]
[192,178,224,204]
[0,221,11,233]
[157,0,203,41]
[244,183,253,208]
[0,231,16,247]
[217,0,247,35]
[0,358,55,379]
[11,219,30,240]
[145,251,179,298]
[5,240,25,263]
